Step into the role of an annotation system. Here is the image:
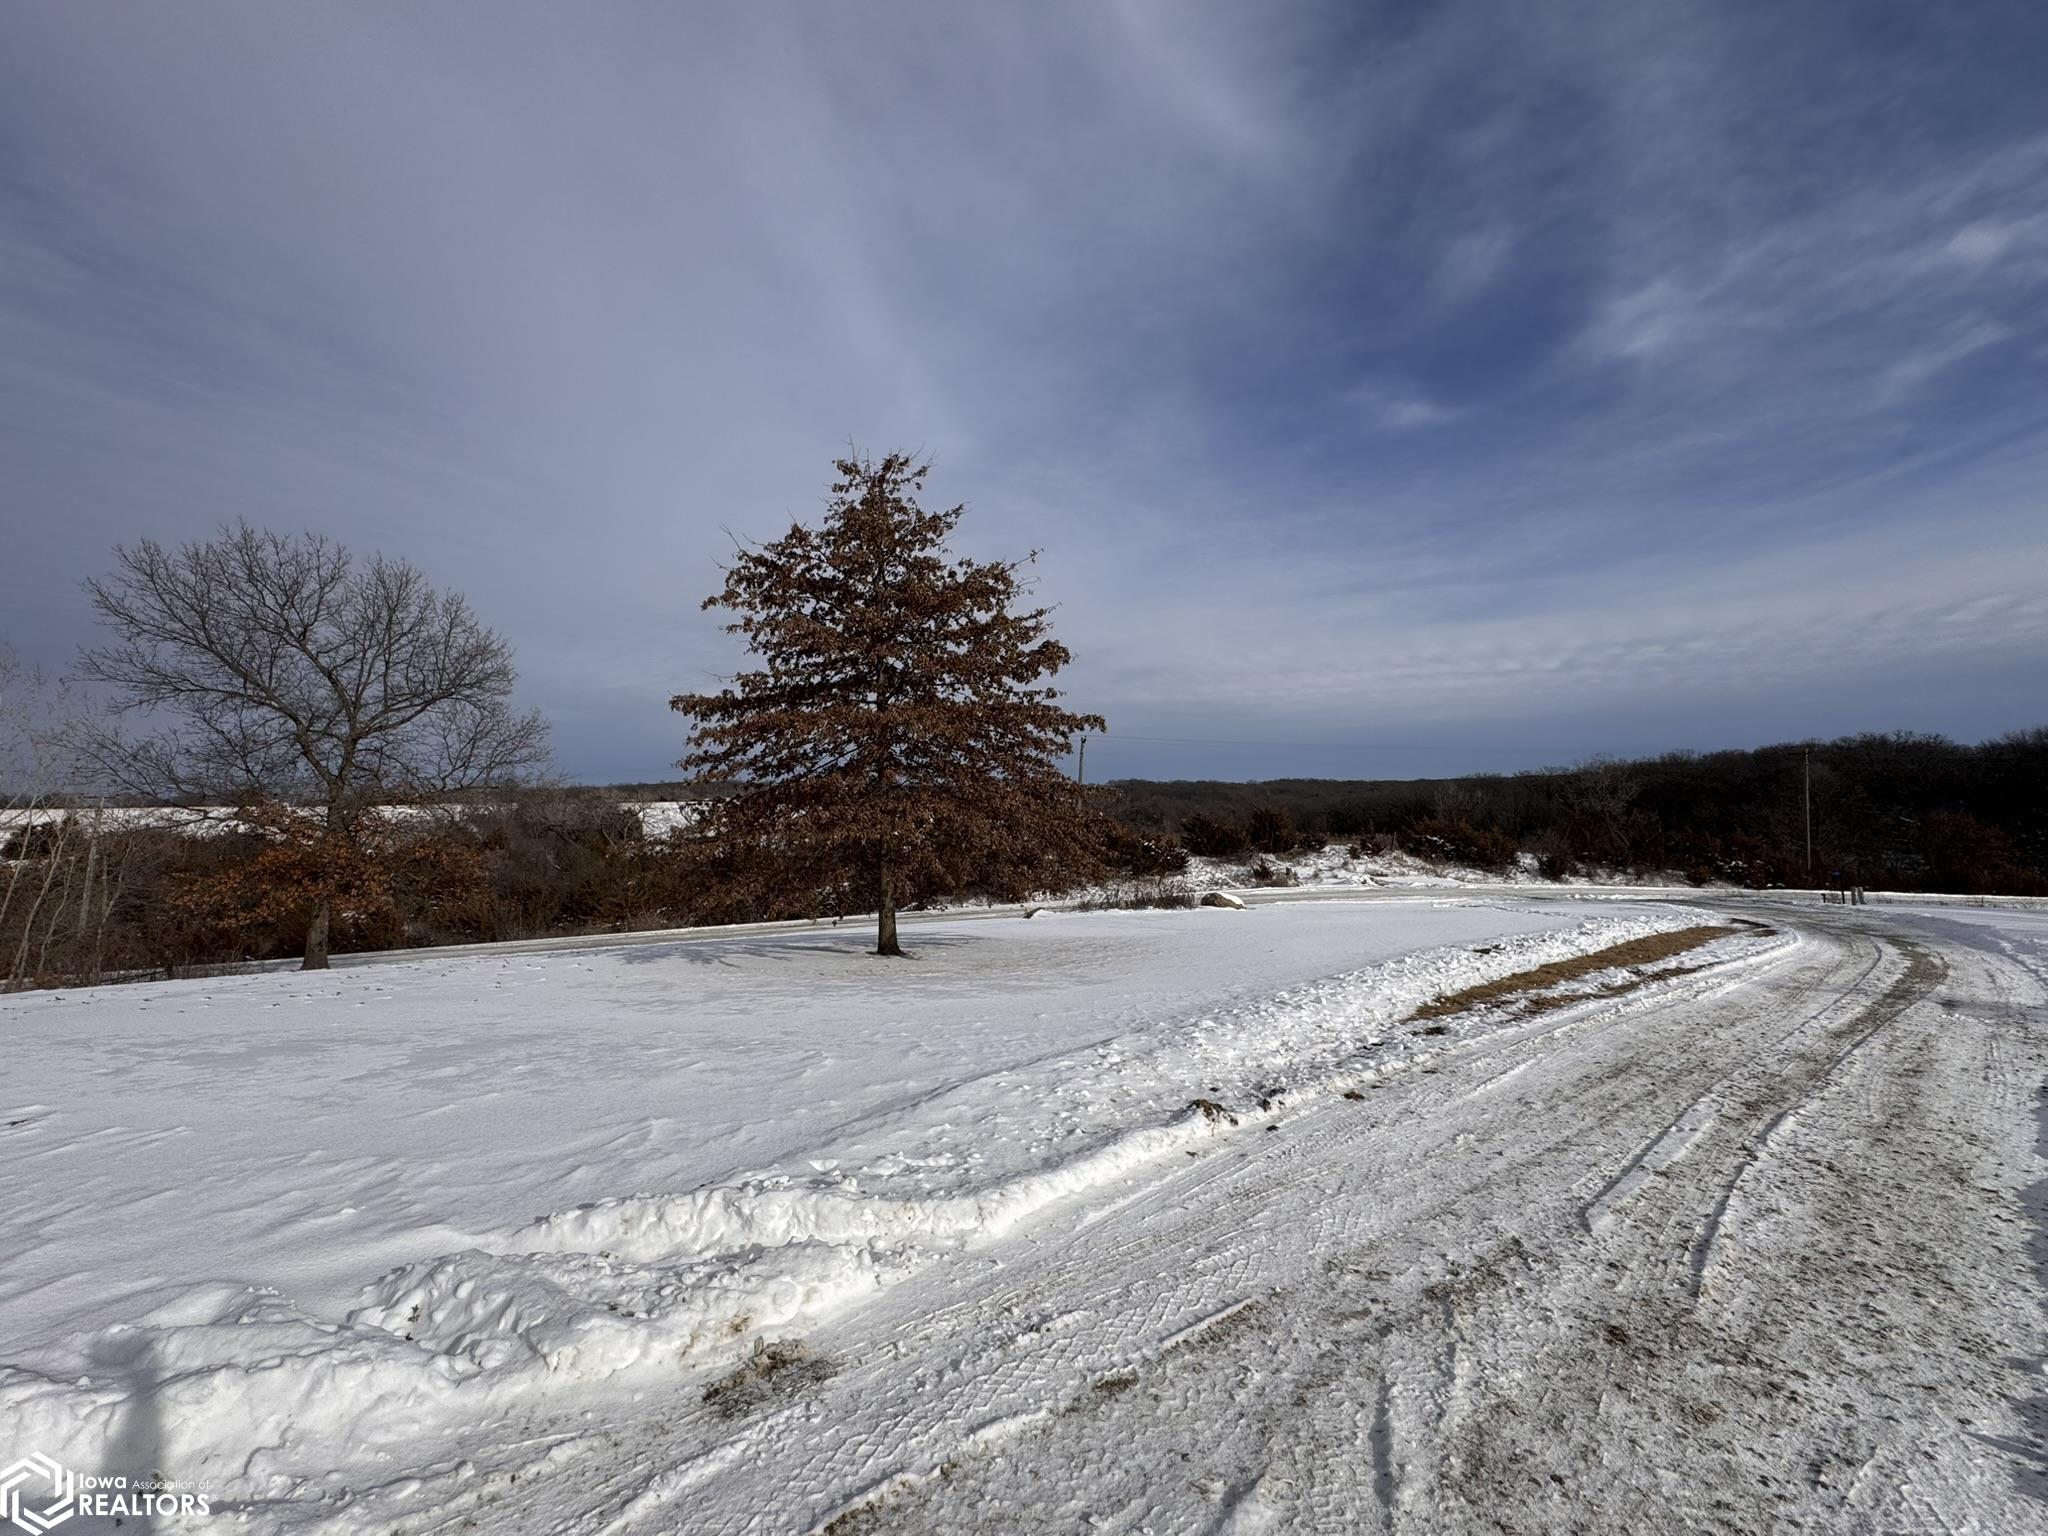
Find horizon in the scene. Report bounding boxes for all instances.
[4,4,2046,782]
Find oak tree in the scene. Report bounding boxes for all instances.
[78,522,549,968]
[671,452,1105,955]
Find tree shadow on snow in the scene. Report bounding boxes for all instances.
[619,932,982,968]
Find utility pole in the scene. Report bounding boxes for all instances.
[1803,746,1812,880]
[1077,735,1087,786]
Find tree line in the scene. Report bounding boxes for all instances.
[1108,729,2048,895]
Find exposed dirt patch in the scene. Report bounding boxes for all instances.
[702,1339,837,1419]
[1058,1367,1143,1420]
[1162,1298,1265,1356]
[822,1500,888,1536]
[1412,926,1737,1021]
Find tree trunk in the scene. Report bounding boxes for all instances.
[303,898,333,970]
[77,830,98,935]
[7,819,68,989]
[875,864,903,957]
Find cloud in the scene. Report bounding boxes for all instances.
[1345,381,1457,431]
[1,1,2044,780]
[1434,227,1515,301]
[1877,321,2014,402]
[1586,280,1700,361]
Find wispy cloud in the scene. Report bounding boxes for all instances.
[1877,321,2014,403]
[1,2,2044,778]
[1346,381,1457,431]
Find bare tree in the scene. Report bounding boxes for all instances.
[0,645,77,796]
[1,647,81,982]
[671,452,1106,956]
[1566,755,1645,868]
[77,523,549,967]
[1429,779,1485,824]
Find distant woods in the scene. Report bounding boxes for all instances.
[1110,730,2048,895]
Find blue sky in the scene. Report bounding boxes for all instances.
[3,2,2045,782]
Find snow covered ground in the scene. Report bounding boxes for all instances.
[2,799,699,837]
[2,897,2042,1533]
[1184,844,1557,891]
[1185,842,1702,892]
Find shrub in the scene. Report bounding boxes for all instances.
[1100,822,1190,878]
[1401,818,1518,872]
[1716,833,1798,889]
[1073,877,1196,911]
[1922,810,2048,896]
[1179,813,1250,859]
[1245,804,1297,855]
[1245,857,1299,888]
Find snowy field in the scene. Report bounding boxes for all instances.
[0,900,1634,1358]
[2,897,2042,1533]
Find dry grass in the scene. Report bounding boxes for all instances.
[822,1501,888,1536]
[702,1339,836,1419]
[1411,925,1740,1021]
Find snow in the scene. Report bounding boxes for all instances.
[2,896,2039,1533]
[0,901,1615,1358]
[0,902,1719,1495]
[4,799,704,837]
[1185,844,1549,890]
[628,799,702,838]
[1186,842,1700,891]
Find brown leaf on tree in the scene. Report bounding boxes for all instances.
[670,451,1109,955]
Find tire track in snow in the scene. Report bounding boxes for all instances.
[694,924,1840,1529]
[281,908,2026,1535]
[1572,929,1893,1251]
[1245,921,1933,1531]
[850,912,1970,1534]
[1686,936,1945,1303]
